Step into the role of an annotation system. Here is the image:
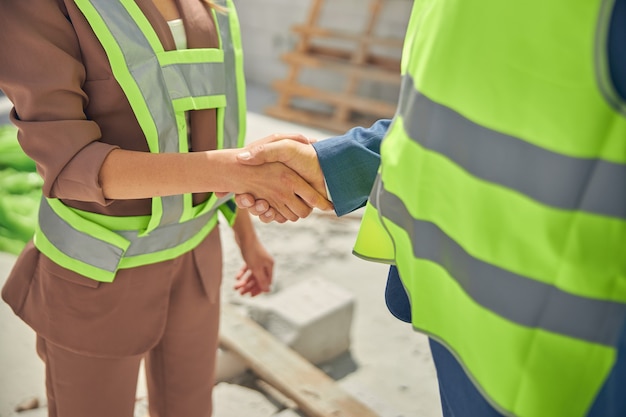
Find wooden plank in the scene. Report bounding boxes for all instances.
[272,80,397,116]
[271,0,405,132]
[281,52,401,84]
[291,25,404,49]
[265,105,377,133]
[307,45,400,72]
[219,304,379,417]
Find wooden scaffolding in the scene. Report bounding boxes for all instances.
[265,0,406,133]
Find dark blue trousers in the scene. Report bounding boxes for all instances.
[385,266,626,417]
[430,328,626,417]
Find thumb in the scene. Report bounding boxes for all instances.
[236,133,311,166]
[236,141,291,166]
[236,149,262,165]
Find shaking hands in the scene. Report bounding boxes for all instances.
[224,133,333,223]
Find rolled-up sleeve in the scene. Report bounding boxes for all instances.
[313,119,390,216]
[0,0,118,205]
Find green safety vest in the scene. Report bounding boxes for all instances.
[354,0,626,416]
[33,0,247,283]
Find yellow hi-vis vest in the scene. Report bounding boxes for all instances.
[354,0,626,416]
[33,0,247,283]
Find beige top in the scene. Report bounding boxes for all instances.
[168,18,189,50]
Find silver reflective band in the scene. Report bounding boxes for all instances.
[89,0,229,153]
[120,194,232,257]
[162,62,226,100]
[215,0,241,149]
[160,194,184,227]
[39,199,123,273]
[397,76,626,220]
[91,0,177,153]
[370,177,626,347]
[39,196,229,268]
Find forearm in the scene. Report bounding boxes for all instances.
[232,209,258,247]
[232,207,274,295]
[99,148,244,199]
[99,147,330,221]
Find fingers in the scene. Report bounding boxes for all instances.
[285,169,332,212]
[232,156,331,221]
[271,168,320,218]
[237,139,301,166]
[234,266,259,296]
[238,140,329,202]
[254,133,312,147]
[238,133,311,167]
[274,196,312,221]
[233,192,310,223]
[260,165,321,219]
[234,189,328,223]
[234,265,272,297]
[253,264,272,293]
[235,194,269,215]
[296,187,334,212]
[234,193,287,223]
[260,208,287,223]
[234,277,263,297]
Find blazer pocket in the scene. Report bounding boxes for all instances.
[39,255,101,289]
[1,242,40,315]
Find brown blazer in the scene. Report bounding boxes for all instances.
[0,0,228,357]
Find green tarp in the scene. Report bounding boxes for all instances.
[0,124,41,254]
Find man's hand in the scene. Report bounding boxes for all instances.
[235,134,332,223]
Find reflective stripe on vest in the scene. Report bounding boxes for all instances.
[214,0,247,151]
[352,177,395,264]
[354,0,626,416]
[33,0,246,282]
[367,174,626,347]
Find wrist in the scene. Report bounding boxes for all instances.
[235,230,259,249]
[203,149,244,193]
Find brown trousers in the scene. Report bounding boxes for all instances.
[3,228,223,417]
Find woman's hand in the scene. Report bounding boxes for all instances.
[224,133,332,223]
[234,237,274,297]
[231,210,274,297]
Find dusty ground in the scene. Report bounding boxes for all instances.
[0,108,443,417]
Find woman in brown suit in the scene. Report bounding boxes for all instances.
[0,0,332,416]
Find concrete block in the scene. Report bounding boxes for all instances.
[246,277,355,365]
[213,382,279,417]
[215,347,249,383]
[218,278,354,381]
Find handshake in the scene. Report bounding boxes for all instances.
[217,133,334,223]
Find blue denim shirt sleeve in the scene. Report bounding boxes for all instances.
[609,0,626,101]
[312,119,390,216]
